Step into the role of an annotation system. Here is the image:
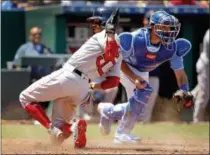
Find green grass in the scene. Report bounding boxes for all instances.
[2,123,209,141]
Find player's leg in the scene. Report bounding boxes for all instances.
[97,70,144,138]
[51,97,87,148]
[142,76,159,123]
[97,72,134,135]
[97,102,126,135]
[114,67,150,144]
[114,84,152,144]
[19,69,84,134]
[103,87,119,103]
[19,69,67,129]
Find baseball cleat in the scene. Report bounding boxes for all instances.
[113,133,137,144]
[97,103,113,135]
[72,119,87,148]
[129,134,141,141]
[48,124,65,145]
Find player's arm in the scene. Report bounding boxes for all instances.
[90,55,122,90]
[119,32,146,89]
[170,38,193,108]
[90,9,121,90]
[121,60,147,88]
[174,69,189,90]
[170,38,191,91]
[90,32,119,90]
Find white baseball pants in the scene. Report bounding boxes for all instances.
[19,66,90,127]
[143,76,159,123]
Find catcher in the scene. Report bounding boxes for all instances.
[97,10,194,144]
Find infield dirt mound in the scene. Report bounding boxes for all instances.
[2,138,209,154]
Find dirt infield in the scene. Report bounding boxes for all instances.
[2,121,209,154]
[2,136,209,154]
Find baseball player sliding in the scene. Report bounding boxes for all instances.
[76,8,120,120]
[19,8,121,148]
[97,10,194,144]
[87,8,120,105]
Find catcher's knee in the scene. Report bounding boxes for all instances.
[126,86,153,118]
[98,102,124,120]
[98,102,114,115]
[132,84,153,104]
[110,103,126,120]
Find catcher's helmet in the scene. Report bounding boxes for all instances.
[149,10,181,50]
[87,7,113,26]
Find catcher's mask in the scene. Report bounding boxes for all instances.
[149,11,181,50]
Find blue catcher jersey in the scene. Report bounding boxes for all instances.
[119,28,191,72]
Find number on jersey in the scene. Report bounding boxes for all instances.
[96,54,119,76]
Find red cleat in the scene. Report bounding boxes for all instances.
[73,119,87,148]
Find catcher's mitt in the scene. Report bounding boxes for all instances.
[173,90,194,112]
[105,8,120,34]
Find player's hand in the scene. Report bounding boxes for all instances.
[134,78,147,89]
[89,83,101,90]
[173,89,194,109]
[105,8,119,34]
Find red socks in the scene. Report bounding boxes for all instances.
[25,102,51,129]
[60,123,72,138]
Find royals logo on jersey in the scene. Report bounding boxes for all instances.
[145,52,157,60]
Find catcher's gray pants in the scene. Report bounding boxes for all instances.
[142,76,159,123]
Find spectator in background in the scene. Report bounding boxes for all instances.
[1,0,18,10]
[192,29,209,123]
[199,0,209,7]
[13,26,52,81]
